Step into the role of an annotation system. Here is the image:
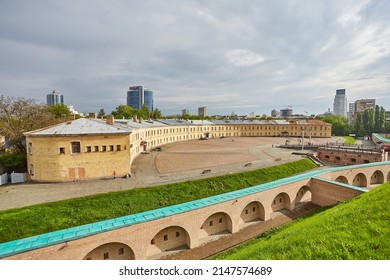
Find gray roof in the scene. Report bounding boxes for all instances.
[24,118,132,136]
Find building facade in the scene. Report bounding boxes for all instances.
[46,90,64,106]
[126,86,154,112]
[333,89,347,117]
[354,99,376,113]
[24,118,332,182]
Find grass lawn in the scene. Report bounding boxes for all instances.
[342,136,356,145]
[0,158,317,243]
[213,182,390,260]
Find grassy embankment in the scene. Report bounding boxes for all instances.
[342,136,356,145]
[0,158,317,243]
[213,182,390,260]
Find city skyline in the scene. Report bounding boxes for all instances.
[1,1,389,116]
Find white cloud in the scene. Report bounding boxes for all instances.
[225,49,265,67]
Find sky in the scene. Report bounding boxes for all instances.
[0,0,389,117]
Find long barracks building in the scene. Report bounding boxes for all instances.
[24,116,332,182]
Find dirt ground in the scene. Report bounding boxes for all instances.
[0,136,342,211]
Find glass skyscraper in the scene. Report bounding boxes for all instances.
[333,89,347,117]
[127,86,154,112]
[46,90,64,106]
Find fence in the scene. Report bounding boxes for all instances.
[0,172,26,185]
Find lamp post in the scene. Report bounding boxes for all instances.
[301,127,304,150]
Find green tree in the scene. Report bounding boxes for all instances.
[151,108,162,119]
[111,105,136,119]
[97,108,106,119]
[353,112,364,137]
[47,104,71,118]
[321,114,350,136]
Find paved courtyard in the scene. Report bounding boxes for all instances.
[0,136,342,210]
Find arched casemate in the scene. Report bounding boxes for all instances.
[335,175,349,184]
[295,186,312,207]
[84,242,135,260]
[370,170,385,185]
[240,201,265,226]
[352,173,368,187]
[148,226,190,258]
[271,192,291,212]
[201,212,233,237]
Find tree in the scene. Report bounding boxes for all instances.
[47,104,71,118]
[151,108,162,119]
[321,114,350,136]
[0,95,58,153]
[111,105,136,119]
[97,108,106,119]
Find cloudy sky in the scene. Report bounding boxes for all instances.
[1,0,389,116]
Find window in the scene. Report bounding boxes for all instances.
[117,145,121,151]
[336,156,341,161]
[252,207,256,212]
[176,231,180,237]
[86,146,91,153]
[29,164,34,175]
[219,218,223,223]
[163,234,168,241]
[351,158,356,163]
[71,142,81,154]
[60,147,65,154]
[209,221,213,227]
[94,146,99,152]
[109,145,114,151]
[279,198,283,203]
[245,209,249,214]
[118,248,124,255]
[102,145,106,152]
[103,252,109,260]
[28,142,33,154]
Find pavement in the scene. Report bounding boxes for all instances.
[0,136,343,211]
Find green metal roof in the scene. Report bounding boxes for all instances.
[0,161,388,259]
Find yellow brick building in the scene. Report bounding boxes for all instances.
[24,117,331,182]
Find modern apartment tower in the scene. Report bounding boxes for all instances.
[333,89,347,117]
[354,99,376,113]
[46,90,64,106]
[198,107,208,117]
[127,86,154,112]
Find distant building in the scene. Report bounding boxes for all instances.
[354,99,376,113]
[46,90,64,106]
[127,86,154,112]
[182,109,189,116]
[271,109,279,117]
[280,107,293,118]
[348,103,355,124]
[198,107,208,117]
[333,89,347,117]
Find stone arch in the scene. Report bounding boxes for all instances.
[295,186,312,206]
[240,201,265,224]
[271,192,291,212]
[335,175,349,184]
[201,212,233,236]
[83,242,135,260]
[148,226,190,257]
[370,170,385,185]
[352,173,368,187]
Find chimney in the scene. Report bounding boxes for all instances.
[89,113,96,119]
[106,115,114,125]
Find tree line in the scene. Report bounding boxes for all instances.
[316,105,389,137]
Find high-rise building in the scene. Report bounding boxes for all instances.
[348,103,355,125]
[182,109,189,116]
[354,99,376,113]
[333,89,347,117]
[198,107,208,117]
[280,106,293,117]
[46,90,64,106]
[126,86,154,112]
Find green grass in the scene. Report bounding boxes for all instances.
[0,159,317,243]
[342,136,356,145]
[213,182,390,260]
